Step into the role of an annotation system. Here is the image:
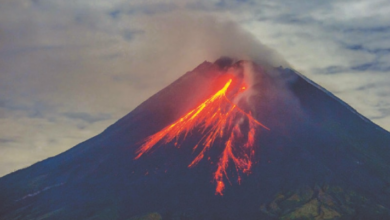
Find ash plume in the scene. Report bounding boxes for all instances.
[134,11,290,86]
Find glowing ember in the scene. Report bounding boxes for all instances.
[135,76,269,195]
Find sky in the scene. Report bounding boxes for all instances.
[1,0,390,177]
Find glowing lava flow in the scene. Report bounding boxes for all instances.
[135,78,269,195]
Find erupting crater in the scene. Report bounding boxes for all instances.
[135,69,269,195]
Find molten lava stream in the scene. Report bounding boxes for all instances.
[135,77,269,195]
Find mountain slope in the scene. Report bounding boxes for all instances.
[1,58,390,220]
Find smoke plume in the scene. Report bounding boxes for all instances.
[132,11,290,86]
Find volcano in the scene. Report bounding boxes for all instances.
[1,58,390,220]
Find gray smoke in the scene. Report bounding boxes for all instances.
[133,11,290,85]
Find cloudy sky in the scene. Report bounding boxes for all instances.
[1,0,390,177]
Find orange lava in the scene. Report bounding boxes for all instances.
[135,77,269,195]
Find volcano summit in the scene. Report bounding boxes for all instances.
[1,58,390,220]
